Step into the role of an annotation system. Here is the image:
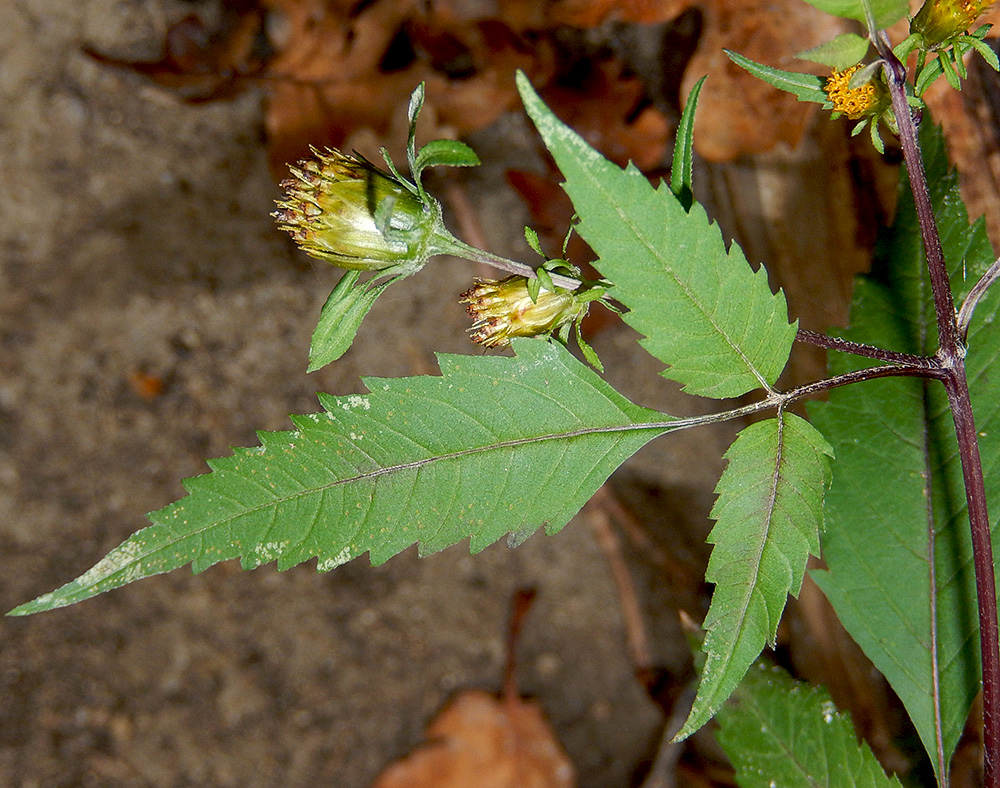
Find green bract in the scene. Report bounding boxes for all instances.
[273,149,436,273]
[460,275,591,349]
[911,0,995,47]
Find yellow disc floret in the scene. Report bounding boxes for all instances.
[824,66,880,120]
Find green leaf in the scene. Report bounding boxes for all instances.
[717,662,904,788]
[798,0,908,27]
[308,272,396,372]
[797,33,871,72]
[9,340,673,615]
[675,413,834,739]
[517,71,797,399]
[809,118,1000,782]
[965,34,1000,72]
[412,139,480,185]
[726,51,828,105]
[671,75,705,209]
[405,82,425,174]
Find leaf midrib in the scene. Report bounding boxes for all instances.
[114,420,675,576]
[707,416,787,703]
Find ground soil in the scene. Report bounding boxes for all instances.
[0,2,743,786]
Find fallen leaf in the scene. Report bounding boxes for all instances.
[369,690,575,788]
[682,0,852,161]
[88,0,858,175]
[262,0,550,172]
[539,56,671,170]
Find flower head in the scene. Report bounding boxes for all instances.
[460,275,589,348]
[911,0,995,47]
[823,66,887,120]
[273,148,434,272]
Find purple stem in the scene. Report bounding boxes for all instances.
[796,328,938,367]
[876,39,1000,787]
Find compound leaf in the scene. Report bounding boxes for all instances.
[517,72,797,399]
[10,340,672,615]
[676,413,833,739]
[717,662,903,788]
[809,119,1000,782]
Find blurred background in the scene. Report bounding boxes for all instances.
[2,1,999,786]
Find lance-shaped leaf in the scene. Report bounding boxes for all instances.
[670,74,705,210]
[517,72,797,399]
[717,662,903,788]
[809,119,1000,782]
[308,271,398,372]
[726,51,829,106]
[10,340,674,615]
[676,413,834,739]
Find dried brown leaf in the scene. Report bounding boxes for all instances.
[368,690,575,788]
[683,0,851,161]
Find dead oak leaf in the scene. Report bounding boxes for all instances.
[437,0,690,29]
[370,690,575,788]
[538,56,671,170]
[682,0,853,161]
[262,0,549,172]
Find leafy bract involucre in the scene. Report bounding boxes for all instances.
[517,72,796,400]
[809,120,1000,782]
[11,340,672,615]
[676,413,833,739]
[717,662,904,788]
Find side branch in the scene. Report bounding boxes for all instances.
[796,329,938,367]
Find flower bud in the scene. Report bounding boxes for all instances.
[460,275,589,348]
[823,66,886,120]
[911,0,995,47]
[273,148,434,271]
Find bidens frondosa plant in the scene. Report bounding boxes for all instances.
[12,0,1000,785]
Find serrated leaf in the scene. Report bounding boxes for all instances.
[517,72,796,399]
[809,118,1000,782]
[798,33,871,72]
[799,0,908,27]
[308,272,396,372]
[670,75,705,209]
[676,413,834,739]
[726,51,829,105]
[412,139,480,184]
[10,340,674,615]
[717,662,904,788]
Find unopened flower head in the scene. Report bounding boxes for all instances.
[823,66,886,120]
[460,275,589,348]
[273,148,434,271]
[911,0,995,46]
